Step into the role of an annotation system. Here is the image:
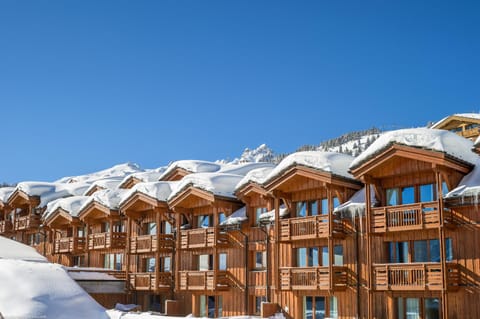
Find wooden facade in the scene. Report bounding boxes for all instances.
[431,114,480,140]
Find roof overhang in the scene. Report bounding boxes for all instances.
[168,186,216,209]
[350,144,474,179]
[7,190,39,207]
[432,115,480,130]
[159,168,190,182]
[120,192,168,217]
[44,208,79,228]
[118,176,142,190]
[235,182,269,200]
[78,201,118,222]
[265,166,361,192]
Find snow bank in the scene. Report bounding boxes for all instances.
[264,151,355,184]
[445,158,480,200]
[160,160,222,180]
[350,128,477,170]
[56,162,143,184]
[168,173,244,200]
[235,166,275,191]
[219,162,275,176]
[258,205,289,223]
[0,186,15,203]
[120,181,179,206]
[0,237,108,319]
[44,195,91,221]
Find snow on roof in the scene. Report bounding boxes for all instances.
[168,173,244,201]
[445,158,480,199]
[0,186,15,203]
[55,162,143,184]
[264,151,355,185]
[107,309,267,319]
[119,167,167,187]
[83,178,124,195]
[119,181,179,206]
[258,205,289,223]
[44,195,91,220]
[350,128,477,170]
[80,188,130,211]
[159,160,222,180]
[235,166,276,191]
[474,135,480,148]
[0,236,47,262]
[220,206,247,226]
[66,268,121,281]
[432,113,480,128]
[333,186,376,218]
[219,162,275,176]
[12,181,91,207]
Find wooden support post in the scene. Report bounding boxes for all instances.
[155,208,161,294]
[125,215,131,288]
[274,196,280,295]
[435,169,448,319]
[327,186,334,292]
[365,182,373,319]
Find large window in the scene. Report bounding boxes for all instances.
[255,251,267,269]
[199,254,213,271]
[199,295,222,318]
[296,200,319,217]
[304,296,338,319]
[104,253,123,270]
[255,296,267,315]
[388,239,453,263]
[198,215,212,228]
[396,297,439,319]
[297,246,341,267]
[219,253,227,270]
[386,184,437,206]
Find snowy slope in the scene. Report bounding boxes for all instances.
[55,163,144,184]
[221,144,276,164]
[0,237,108,319]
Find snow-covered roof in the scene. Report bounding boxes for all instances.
[220,206,247,226]
[445,158,480,200]
[168,173,244,201]
[257,205,289,223]
[83,178,124,195]
[55,162,143,184]
[11,181,91,207]
[44,196,91,221]
[432,113,480,128]
[159,160,222,180]
[0,186,15,203]
[333,186,376,218]
[119,181,179,207]
[118,167,167,187]
[235,166,275,191]
[264,151,355,185]
[219,162,275,176]
[80,189,130,212]
[66,268,122,281]
[0,236,47,262]
[350,128,477,170]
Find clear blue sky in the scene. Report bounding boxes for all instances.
[1,1,479,183]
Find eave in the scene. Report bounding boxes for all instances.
[44,208,80,228]
[159,168,191,182]
[7,189,40,207]
[235,182,269,200]
[120,191,168,217]
[77,201,119,222]
[118,176,142,190]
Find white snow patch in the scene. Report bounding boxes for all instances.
[169,173,244,200]
[81,188,130,211]
[264,151,355,184]
[83,178,125,195]
[0,236,47,262]
[219,162,275,176]
[220,206,247,226]
[446,158,480,199]
[333,186,376,218]
[160,160,222,180]
[258,205,289,223]
[119,167,168,187]
[236,166,276,191]
[0,186,15,203]
[56,162,143,184]
[351,128,477,169]
[44,195,91,220]
[12,181,91,207]
[120,181,180,206]
[107,309,267,319]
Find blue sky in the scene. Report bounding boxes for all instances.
[0,1,479,183]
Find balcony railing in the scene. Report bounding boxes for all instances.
[279,266,348,291]
[54,237,86,254]
[280,215,344,241]
[373,262,459,291]
[0,220,13,233]
[178,270,230,291]
[180,227,229,249]
[128,272,172,291]
[249,270,267,293]
[371,202,450,233]
[88,232,127,250]
[129,234,174,254]
[14,215,41,231]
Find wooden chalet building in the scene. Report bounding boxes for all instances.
[349,128,478,319]
[0,187,15,238]
[263,152,363,319]
[431,113,480,140]
[168,172,246,317]
[119,181,186,313]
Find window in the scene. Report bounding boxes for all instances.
[146,257,155,272]
[402,187,415,205]
[304,296,326,319]
[255,296,267,315]
[310,200,319,216]
[103,253,123,270]
[396,297,439,319]
[255,207,267,224]
[199,295,218,318]
[77,227,85,238]
[333,197,340,209]
[330,296,338,318]
[198,215,212,228]
[390,239,453,263]
[420,184,435,202]
[333,245,343,266]
[321,198,329,215]
[219,253,227,270]
[297,247,319,267]
[297,201,307,217]
[102,222,110,233]
[255,251,267,269]
[386,188,400,206]
[73,255,85,267]
[388,241,409,263]
[163,221,172,234]
[199,254,213,271]
[112,221,124,233]
[322,246,329,266]
[296,201,319,217]
[218,212,226,225]
[146,222,157,235]
[161,256,171,272]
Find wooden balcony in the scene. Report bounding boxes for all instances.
[279,266,348,291]
[88,232,127,250]
[0,220,13,233]
[128,272,172,291]
[129,234,174,254]
[54,237,86,254]
[280,215,344,241]
[370,201,452,233]
[178,270,230,291]
[14,215,41,231]
[180,227,229,249]
[373,263,459,291]
[249,270,267,293]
